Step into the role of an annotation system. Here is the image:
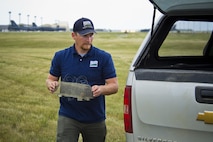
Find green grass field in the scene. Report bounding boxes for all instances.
[0,32,146,142]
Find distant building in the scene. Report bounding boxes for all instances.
[0,25,9,32]
[57,21,70,31]
[3,20,69,32]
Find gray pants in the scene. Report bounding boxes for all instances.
[57,115,106,142]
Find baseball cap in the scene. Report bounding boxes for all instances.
[73,17,96,35]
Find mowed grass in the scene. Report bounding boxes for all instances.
[0,32,145,142]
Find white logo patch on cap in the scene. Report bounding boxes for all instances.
[83,21,93,29]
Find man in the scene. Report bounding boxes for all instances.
[46,17,118,142]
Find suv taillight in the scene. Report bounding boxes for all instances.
[124,85,133,133]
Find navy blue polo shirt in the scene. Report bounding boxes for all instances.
[49,45,116,123]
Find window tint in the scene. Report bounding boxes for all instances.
[158,21,213,57]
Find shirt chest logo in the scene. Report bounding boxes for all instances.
[90,60,98,67]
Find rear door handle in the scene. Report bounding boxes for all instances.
[195,86,213,104]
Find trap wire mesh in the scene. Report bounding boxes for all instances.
[59,81,93,101]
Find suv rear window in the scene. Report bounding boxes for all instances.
[136,16,213,71]
[159,20,213,57]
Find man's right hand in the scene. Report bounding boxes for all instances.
[46,74,59,93]
[46,80,59,93]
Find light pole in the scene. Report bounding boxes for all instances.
[40,17,43,26]
[9,11,11,24]
[19,13,21,25]
[27,14,30,27]
[34,16,37,24]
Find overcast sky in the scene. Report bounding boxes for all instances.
[0,0,161,30]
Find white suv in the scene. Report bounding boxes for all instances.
[124,0,213,142]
